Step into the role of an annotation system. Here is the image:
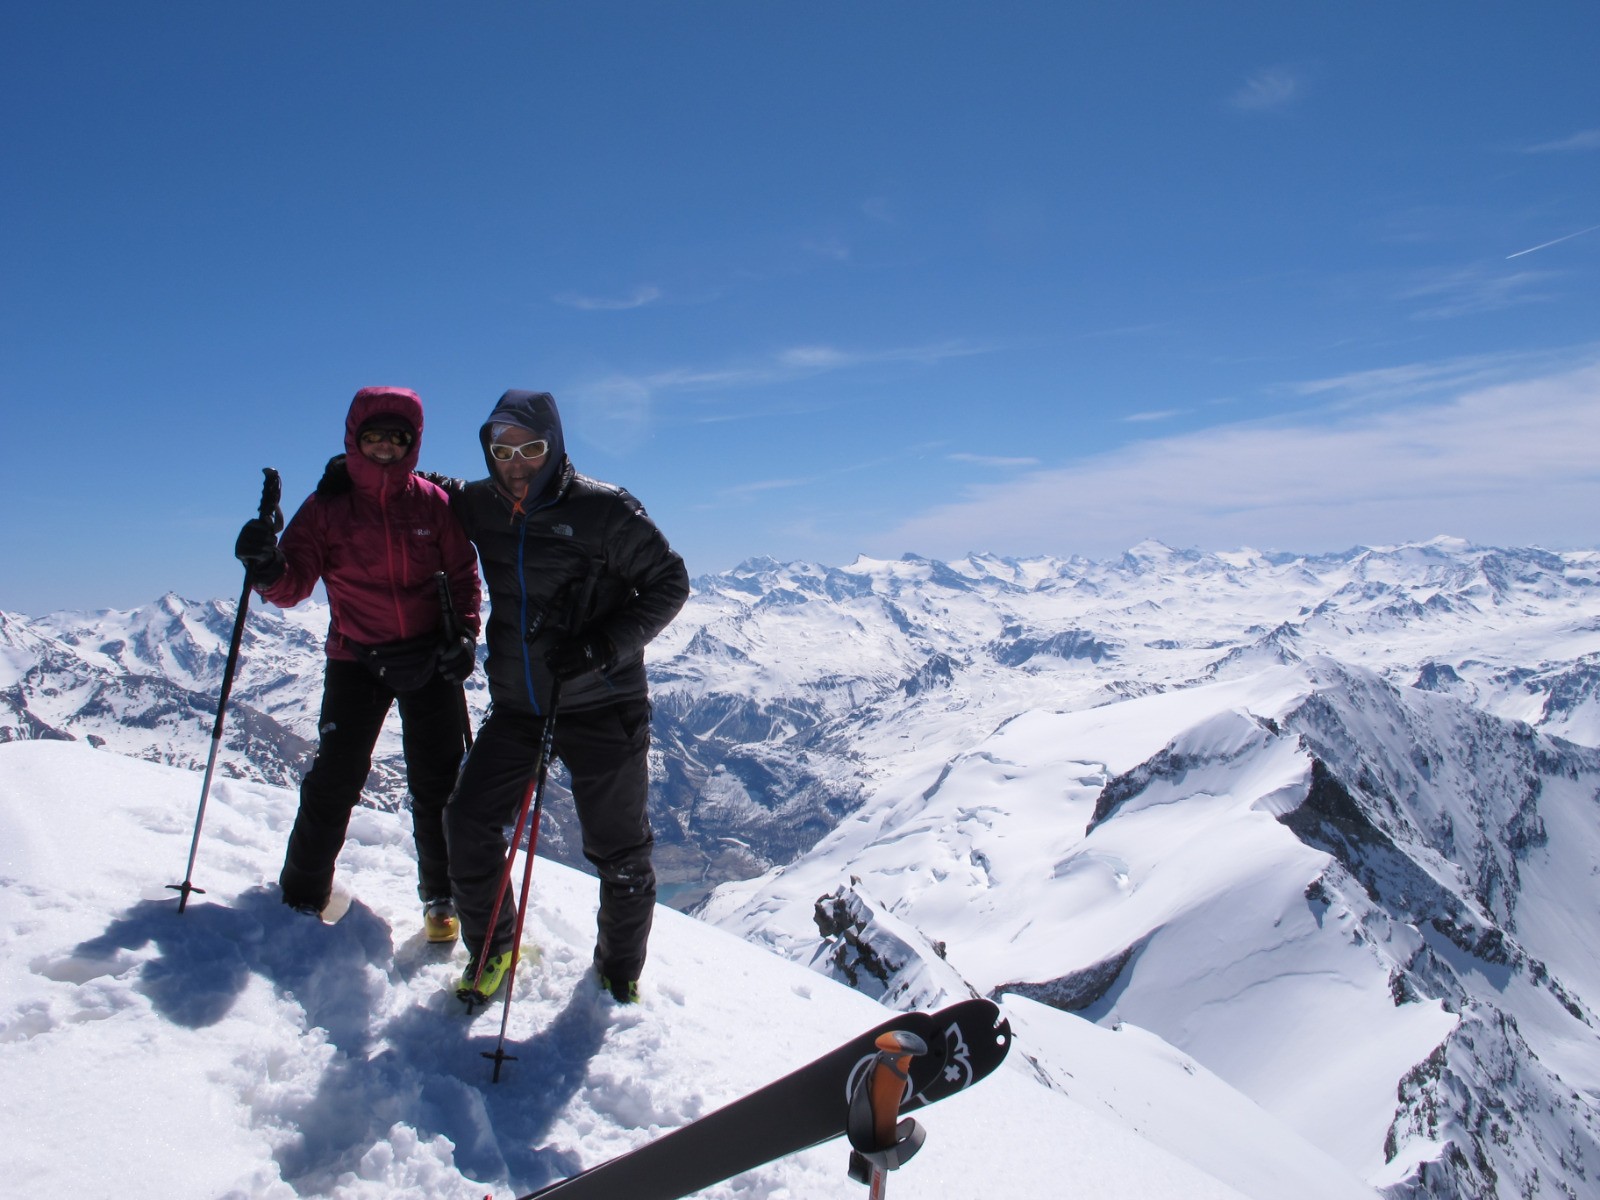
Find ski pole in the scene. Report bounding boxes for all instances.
[846,1030,929,1198]
[478,683,560,1081]
[465,610,556,998]
[169,467,281,913]
[433,570,475,751]
[468,695,553,1001]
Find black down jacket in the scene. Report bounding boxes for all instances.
[451,389,689,715]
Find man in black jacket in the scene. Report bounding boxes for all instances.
[445,389,689,1005]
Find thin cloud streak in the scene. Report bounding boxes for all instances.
[617,339,991,395]
[1288,348,1580,408]
[1229,67,1303,112]
[568,339,995,452]
[802,237,851,262]
[947,453,1042,468]
[1398,266,1559,320]
[1520,130,1600,154]
[876,360,1600,559]
[861,197,896,224]
[1507,224,1600,260]
[718,476,817,501]
[555,285,664,311]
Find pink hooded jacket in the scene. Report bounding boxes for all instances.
[257,387,481,659]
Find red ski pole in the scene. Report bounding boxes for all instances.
[468,694,557,997]
[483,706,558,1081]
[467,685,560,1084]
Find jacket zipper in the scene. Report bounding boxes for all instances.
[516,516,542,715]
[380,484,408,638]
[511,489,562,715]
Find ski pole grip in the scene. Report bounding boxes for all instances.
[847,1028,929,1167]
[258,467,284,532]
[869,1031,925,1147]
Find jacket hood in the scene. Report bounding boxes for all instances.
[345,386,423,494]
[480,389,566,504]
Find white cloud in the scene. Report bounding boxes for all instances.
[778,346,854,370]
[581,340,989,404]
[861,196,896,224]
[1506,224,1600,260]
[802,237,851,262]
[1123,409,1187,424]
[717,476,817,501]
[1521,129,1600,154]
[1229,67,1303,112]
[948,453,1042,468]
[875,359,1600,559]
[554,285,663,311]
[1289,348,1571,407]
[567,340,995,449]
[1397,266,1559,320]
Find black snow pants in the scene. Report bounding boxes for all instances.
[279,657,468,910]
[444,696,656,981]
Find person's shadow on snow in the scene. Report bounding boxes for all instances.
[68,886,609,1196]
[70,886,392,1055]
[262,948,609,1194]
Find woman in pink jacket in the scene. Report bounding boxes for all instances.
[234,386,481,942]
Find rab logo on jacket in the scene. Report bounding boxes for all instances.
[413,528,432,537]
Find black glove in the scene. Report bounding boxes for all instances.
[437,634,477,683]
[416,469,465,496]
[234,518,286,585]
[545,635,613,682]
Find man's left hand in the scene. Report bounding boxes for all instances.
[546,635,613,681]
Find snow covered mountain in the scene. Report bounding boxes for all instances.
[0,595,324,787]
[6,536,1600,1197]
[7,537,1598,905]
[679,542,1600,1199]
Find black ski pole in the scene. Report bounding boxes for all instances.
[846,1030,929,1199]
[169,467,282,913]
[480,681,560,1082]
[433,570,474,751]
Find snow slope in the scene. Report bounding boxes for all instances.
[701,657,1600,1197]
[0,740,1374,1199]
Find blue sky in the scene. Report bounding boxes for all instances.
[4,2,1598,613]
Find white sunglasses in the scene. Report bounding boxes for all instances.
[489,439,550,462]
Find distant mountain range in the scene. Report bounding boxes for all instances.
[6,536,1600,1197]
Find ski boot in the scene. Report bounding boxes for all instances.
[599,972,641,1004]
[423,898,460,944]
[456,949,513,1005]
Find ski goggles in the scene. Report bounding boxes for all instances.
[358,428,415,448]
[489,439,550,461]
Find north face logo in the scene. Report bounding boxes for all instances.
[553,524,574,537]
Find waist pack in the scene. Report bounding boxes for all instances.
[344,632,440,692]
